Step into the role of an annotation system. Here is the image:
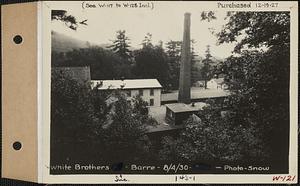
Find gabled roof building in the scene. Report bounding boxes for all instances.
[91,79,162,107]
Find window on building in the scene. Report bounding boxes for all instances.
[150,89,154,96]
[150,99,154,106]
[139,89,143,96]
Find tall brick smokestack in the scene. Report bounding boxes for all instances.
[178,12,191,104]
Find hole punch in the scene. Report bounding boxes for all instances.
[13,35,23,44]
[13,141,22,150]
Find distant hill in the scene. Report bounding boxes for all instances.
[52,31,113,53]
[52,31,135,53]
[52,31,90,53]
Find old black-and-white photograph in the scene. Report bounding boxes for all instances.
[49,3,291,175]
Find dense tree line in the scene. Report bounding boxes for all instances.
[52,30,214,91]
[133,43,170,89]
[159,12,290,171]
[51,70,157,164]
[51,10,219,90]
[52,46,132,80]
[218,12,290,168]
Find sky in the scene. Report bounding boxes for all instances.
[50,1,237,58]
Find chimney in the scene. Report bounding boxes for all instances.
[178,12,191,104]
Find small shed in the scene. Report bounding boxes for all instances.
[165,102,206,125]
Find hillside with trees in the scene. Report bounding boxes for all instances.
[52,29,223,91]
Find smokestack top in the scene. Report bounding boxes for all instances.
[184,12,191,16]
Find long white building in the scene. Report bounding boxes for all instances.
[91,79,162,107]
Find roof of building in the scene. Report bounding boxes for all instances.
[91,79,162,90]
[162,88,230,102]
[147,105,184,133]
[165,102,207,113]
[209,78,224,84]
